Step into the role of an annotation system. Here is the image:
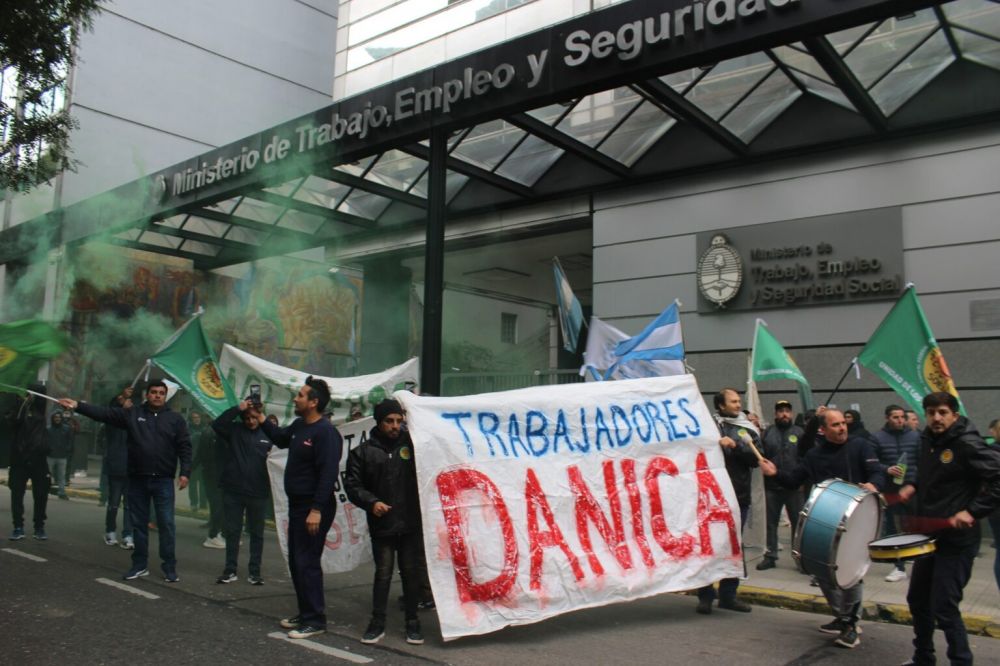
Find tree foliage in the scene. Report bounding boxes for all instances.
[1,0,104,193]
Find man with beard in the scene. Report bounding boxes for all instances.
[898,392,1000,666]
[757,400,804,571]
[696,388,759,615]
[345,399,424,646]
[761,407,885,649]
[258,376,342,640]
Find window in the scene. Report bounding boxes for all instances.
[501,312,518,344]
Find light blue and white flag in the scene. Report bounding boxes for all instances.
[553,257,584,353]
[579,316,628,380]
[606,301,685,379]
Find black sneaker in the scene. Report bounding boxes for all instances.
[248,575,264,586]
[834,626,860,649]
[123,566,149,580]
[820,619,863,635]
[718,599,752,612]
[361,620,385,644]
[216,572,238,584]
[695,598,713,615]
[819,619,846,634]
[417,600,436,611]
[288,625,325,639]
[279,615,302,630]
[755,558,776,571]
[163,568,179,583]
[405,621,424,645]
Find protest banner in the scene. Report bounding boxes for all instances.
[397,374,743,640]
[267,417,373,574]
[219,343,418,424]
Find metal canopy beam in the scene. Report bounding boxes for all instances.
[507,112,632,179]
[106,236,218,269]
[634,79,749,157]
[401,143,535,199]
[191,207,321,247]
[248,190,377,230]
[323,169,427,209]
[802,36,888,133]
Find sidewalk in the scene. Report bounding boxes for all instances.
[4,457,999,637]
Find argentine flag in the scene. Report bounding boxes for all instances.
[553,258,584,353]
[606,301,685,379]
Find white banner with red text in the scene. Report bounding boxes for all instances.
[396,374,743,640]
[267,417,373,574]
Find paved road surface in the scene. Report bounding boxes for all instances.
[2,492,998,665]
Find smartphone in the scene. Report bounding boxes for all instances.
[249,384,262,407]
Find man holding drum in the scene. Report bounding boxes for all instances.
[897,392,1000,666]
[760,407,886,649]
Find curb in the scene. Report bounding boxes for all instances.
[739,585,1000,638]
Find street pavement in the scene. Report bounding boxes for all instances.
[2,464,999,665]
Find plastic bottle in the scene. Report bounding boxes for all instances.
[894,452,907,486]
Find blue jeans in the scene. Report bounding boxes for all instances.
[105,475,132,537]
[47,457,68,497]
[127,476,176,572]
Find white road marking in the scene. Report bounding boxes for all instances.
[1,547,47,562]
[95,577,161,600]
[267,631,373,663]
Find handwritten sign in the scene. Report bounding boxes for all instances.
[397,374,743,640]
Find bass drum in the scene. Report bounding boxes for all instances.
[793,479,882,590]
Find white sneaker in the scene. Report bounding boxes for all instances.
[885,568,907,582]
[121,536,135,550]
[104,531,118,546]
[202,535,226,549]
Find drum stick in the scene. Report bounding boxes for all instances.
[739,432,765,463]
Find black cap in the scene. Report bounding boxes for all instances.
[373,399,404,424]
[775,400,793,410]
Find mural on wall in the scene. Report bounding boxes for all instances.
[50,246,362,400]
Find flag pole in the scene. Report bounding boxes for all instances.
[823,358,857,405]
[0,382,62,404]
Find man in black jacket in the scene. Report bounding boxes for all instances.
[757,399,805,571]
[258,376,341,640]
[898,392,1000,666]
[761,407,886,649]
[212,400,273,585]
[103,387,134,549]
[696,388,760,616]
[9,384,51,541]
[59,380,191,582]
[346,399,424,646]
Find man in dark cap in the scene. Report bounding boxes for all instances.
[8,383,51,540]
[346,398,424,646]
[757,399,804,571]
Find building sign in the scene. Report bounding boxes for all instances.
[130,0,934,213]
[695,208,903,312]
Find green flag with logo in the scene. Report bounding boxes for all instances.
[151,315,236,417]
[750,319,814,410]
[857,286,964,415]
[0,320,70,394]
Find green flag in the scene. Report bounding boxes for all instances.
[857,286,963,415]
[151,315,236,417]
[750,320,814,410]
[0,320,70,394]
